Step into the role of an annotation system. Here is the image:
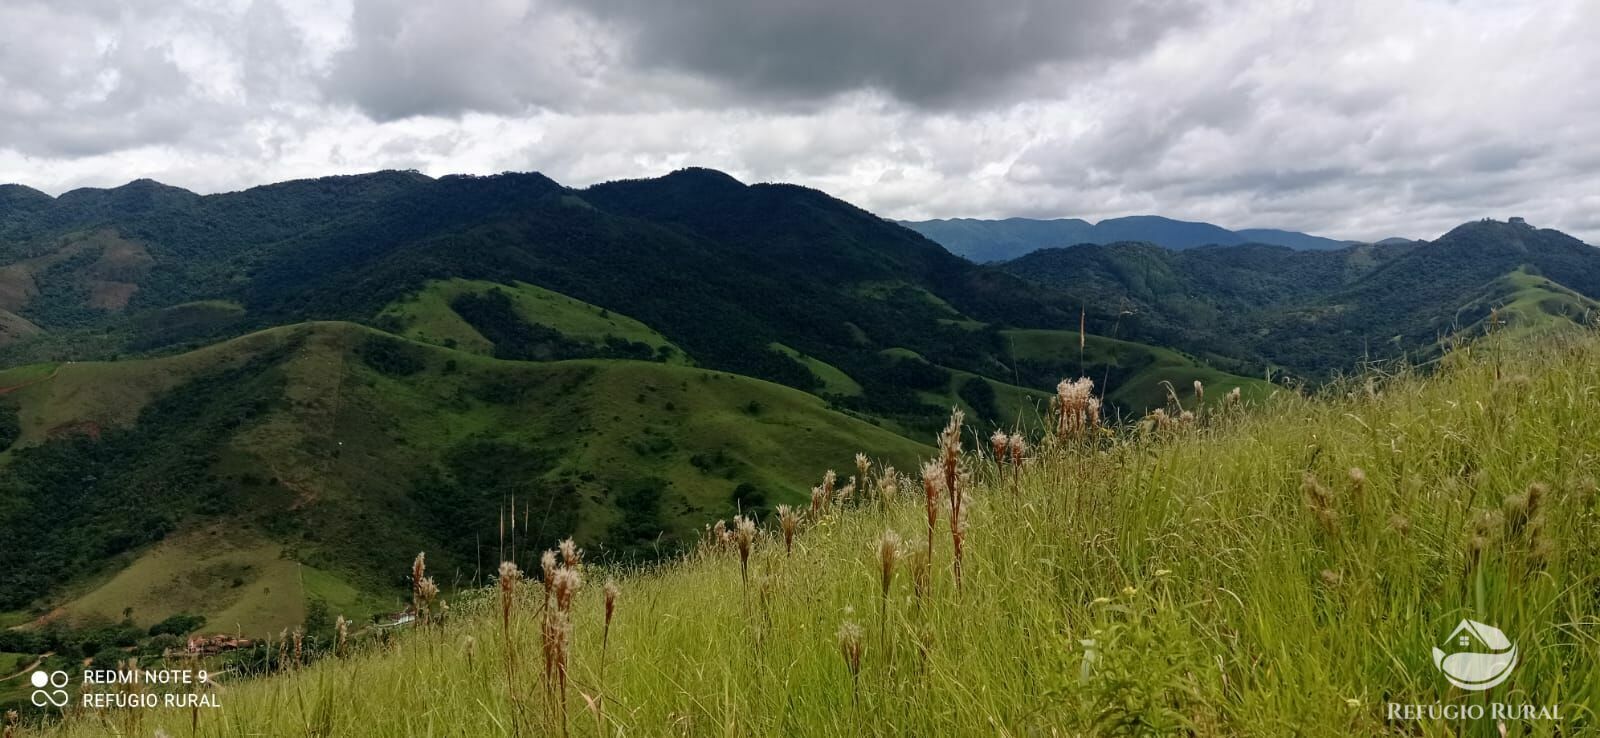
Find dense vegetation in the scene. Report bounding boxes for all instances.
[1002,220,1600,378]
[24,329,1600,736]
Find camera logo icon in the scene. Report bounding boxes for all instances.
[30,670,70,707]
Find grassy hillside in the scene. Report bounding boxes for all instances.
[376,279,687,364]
[1000,328,1274,415]
[0,322,928,635]
[1001,221,1600,378]
[28,330,1599,736]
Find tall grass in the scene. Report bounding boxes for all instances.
[36,333,1600,737]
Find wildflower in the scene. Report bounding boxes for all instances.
[855,453,871,490]
[1120,585,1137,597]
[1193,379,1204,404]
[777,504,800,556]
[1007,433,1025,466]
[1319,569,1343,588]
[1387,514,1411,536]
[990,429,1008,462]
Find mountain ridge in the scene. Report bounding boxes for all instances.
[901,214,1352,262]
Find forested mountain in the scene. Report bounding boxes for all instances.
[0,169,1269,631]
[901,215,1349,262]
[1001,219,1600,375]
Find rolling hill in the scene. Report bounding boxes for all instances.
[1000,219,1600,377]
[0,168,1277,637]
[0,321,931,630]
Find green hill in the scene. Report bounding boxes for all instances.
[0,322,928,634]
[26,330,1600,736]
[1001,220,1600,377]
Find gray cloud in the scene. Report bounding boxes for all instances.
[1,0,1598,245]
[575,0,1200,108]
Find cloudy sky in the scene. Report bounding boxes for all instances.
[2,0,1597,242]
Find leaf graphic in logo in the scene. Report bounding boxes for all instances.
[1432,619,1517,691]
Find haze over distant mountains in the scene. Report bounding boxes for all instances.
[901,216,1367,263]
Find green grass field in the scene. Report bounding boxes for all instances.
[27,329,1598,737]
[377,278,688,363]
[1001,328,1275,413]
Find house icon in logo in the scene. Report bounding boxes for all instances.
[1432,619,1517,691]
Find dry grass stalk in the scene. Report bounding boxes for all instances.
[734,515,757,584]
[855,453,872,492]
[335,615,349,658]
[1055,378,1101,440]
[5,709,17,738]
[876,466,898,512]
[541,542,584,738]
[1302,472,1340,539]
[920,460,941,587]
[777,504,800,556]
[877,530,901,651]
[837,620,864,702]
[938,408,968,588]
[410,552,428,623]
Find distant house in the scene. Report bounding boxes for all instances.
[181,634,254,656]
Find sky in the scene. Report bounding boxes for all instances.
[1,0,1597,243]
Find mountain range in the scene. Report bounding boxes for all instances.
[0,168,1595,639]
[999,218,1600,375]
[901,215,1357,262]
[0,168,1269,633]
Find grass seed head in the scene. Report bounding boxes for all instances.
[837,620,864,679]
[604,578,620,627]
[777,504,800,555]
[990,429,1008,461]
[877,529,901,598]
[734,515,757,574]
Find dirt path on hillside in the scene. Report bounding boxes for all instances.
[0,652,53,682]
[0,362,68,396]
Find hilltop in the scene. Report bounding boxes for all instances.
[22,329,1600,736]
